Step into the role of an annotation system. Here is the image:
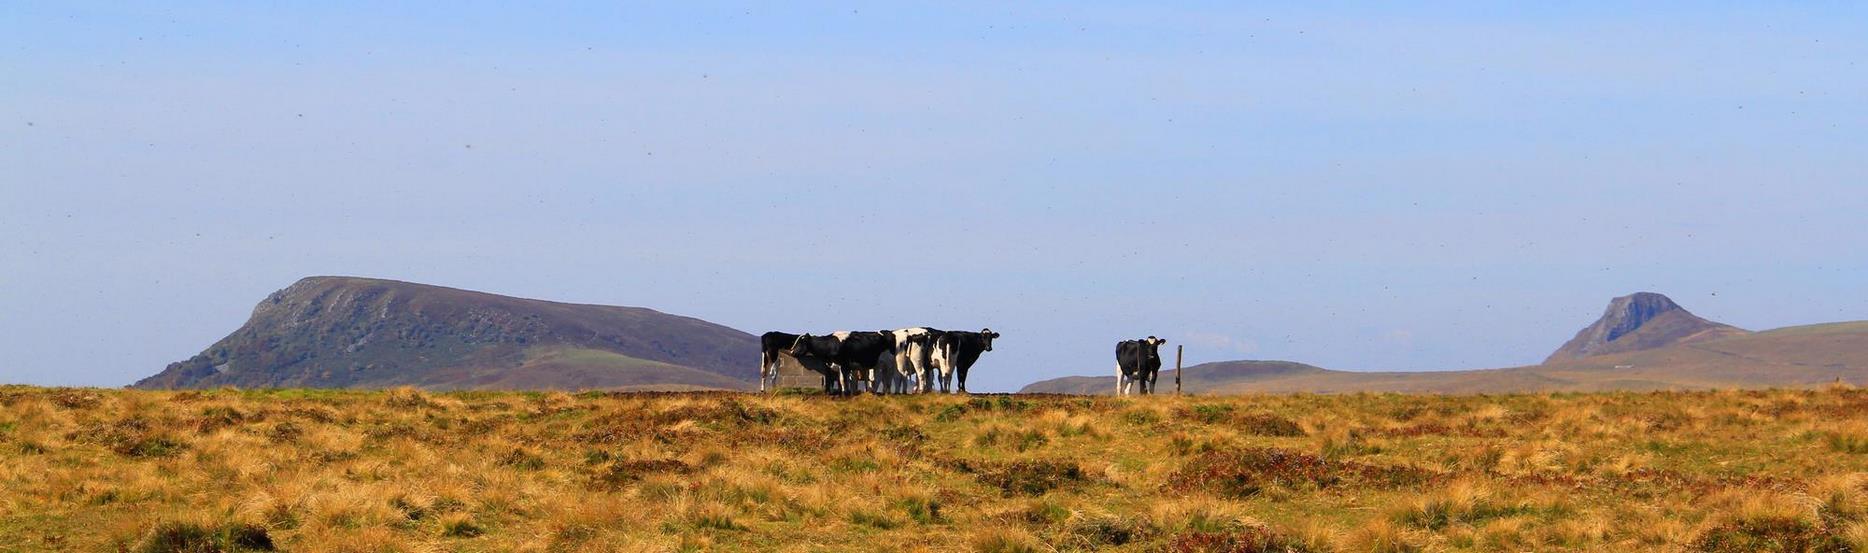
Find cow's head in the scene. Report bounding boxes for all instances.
[788,334,811,356]
[1145,336,1166,356]
[981,328,1000,351]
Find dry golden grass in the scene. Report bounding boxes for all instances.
[5,385,1868,551]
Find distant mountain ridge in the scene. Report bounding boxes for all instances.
[133,277,758,391]
[1022,293,1868,395]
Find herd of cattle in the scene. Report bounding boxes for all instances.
[759,328,1173,396]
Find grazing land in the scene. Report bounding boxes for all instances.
[1024,322,1868,395]
[6,386,1868,552]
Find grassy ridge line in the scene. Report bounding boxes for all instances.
[4,385,1868,551]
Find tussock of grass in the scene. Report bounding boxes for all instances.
[1824,431,1868,454]
[136,521,275,553]
[1168,526,1310,553]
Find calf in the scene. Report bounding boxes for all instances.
[1115,336,1167,396]
[931,328,1000,394]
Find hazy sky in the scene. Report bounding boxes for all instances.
[5,3,1866,391]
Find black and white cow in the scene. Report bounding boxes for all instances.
[931,328,999,394]
[889,327,943,394]
[1115,336,1167,396]
[761,331,842,393]
[788,331,895,395]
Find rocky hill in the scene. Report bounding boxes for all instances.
[132,277,758,391]
[1544,292,1747,362]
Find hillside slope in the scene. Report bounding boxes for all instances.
[132,276,758,391]
[1545,292,1747,362]
[1021,322,1868,395]
[1020,360,1328,394]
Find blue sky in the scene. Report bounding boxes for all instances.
[3,2,1866,391]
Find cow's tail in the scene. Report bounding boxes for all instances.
[939,340,958,393]
[1115,363,1125,396]
[759,349,773,392]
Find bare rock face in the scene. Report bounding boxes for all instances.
[1545,292,1747,363]
[132,276,759,390]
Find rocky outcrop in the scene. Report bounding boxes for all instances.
[133,276,758,390]
[1545,292,1747,363]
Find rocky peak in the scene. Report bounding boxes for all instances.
[1545,292,1747,363]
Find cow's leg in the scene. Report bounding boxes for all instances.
[893,349,912,394]
[900,345,921,394]
[957,365,970,394]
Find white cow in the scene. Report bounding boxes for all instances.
[889,327,942,393]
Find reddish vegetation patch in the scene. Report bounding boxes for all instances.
[1236,414,1307,437]
[1691,516,1847,553]
[576,400,782,445]
[1613,469,1801,494]
[68,416,187,458]
[1173,405,1307,437]
[1377,422,1507,438]
[735,426,840,454]
[1166,448,1437,498]
[49,389,106,409]
[1169,527,1310,553]
[588,458,692,491]
[947,458,1089,496]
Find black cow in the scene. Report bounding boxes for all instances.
[759,331,840,393]
[932,328,999,394]
[1115,336,1167,396]
[789,331,895,395]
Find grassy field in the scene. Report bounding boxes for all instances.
[6,386,1868,552]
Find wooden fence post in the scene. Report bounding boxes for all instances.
[1175,345,1183,395]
